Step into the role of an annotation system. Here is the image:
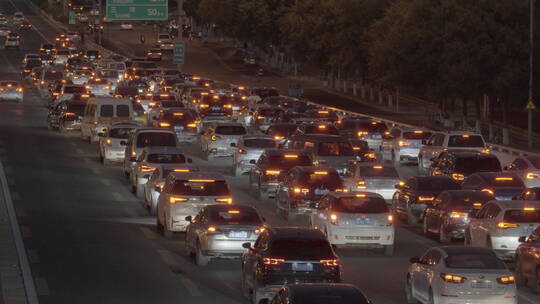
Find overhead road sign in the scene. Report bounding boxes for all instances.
[105,0,168,21]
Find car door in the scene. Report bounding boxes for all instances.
[411,249,439,301]
[519,227,540,279]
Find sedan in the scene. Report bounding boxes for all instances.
[0,81,23,102]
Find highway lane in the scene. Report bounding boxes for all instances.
[0,1,540,304]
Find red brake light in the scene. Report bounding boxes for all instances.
[320,259,339,267]
[440,273,466,283]
[263,258,284,265]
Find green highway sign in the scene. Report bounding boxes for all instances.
[106,0,167,21]
[173,42,185,65]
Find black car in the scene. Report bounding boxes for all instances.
[517,187,540,200]
[269,283,371,304]
[461,172,525,200]
[198,94,233,120]
[241,227,341,304]
[429,150,502,181]
[265,123,298,142]
[422,190,494,243]
[392,176,461,225]
[21,59,42,78]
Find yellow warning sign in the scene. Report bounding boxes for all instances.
[526,100,536,110]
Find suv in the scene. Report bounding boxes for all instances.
[233,135,276,176]
[429,150,501,181]
[153,108,201,143]
[276,166,346,222]
[198,94,235,122]
[342,163,400,201]
[200,123,247,161]
[419,131,487,172]
[380,128,432,164]
[241,227,342,304]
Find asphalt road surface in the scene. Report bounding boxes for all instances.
[0,0,539,303]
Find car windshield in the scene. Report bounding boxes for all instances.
[109,127,133,139]
[243,139,275,149]
[172,180,229,196]
[333,197,389,213]
[359,166,399,178]
[209,209,261,225]
[215,126,246,135]
[527,156,540,170]
[418,178,461,191]
[448,135,485,147]
[267,155,312,169]
[147,153,185,163]
[318,142,354,156]
[402,131,432,140]
[445,253,506,269]
[304,125,340,135]
[296,171,343,189]
[504,209,540,223]
[455,157,502,174]
[136,133,176,148]
[269,238,333,260]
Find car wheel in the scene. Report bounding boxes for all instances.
[514,258,528,287]
[384,244,394,256]
[405,276,419,304]
[439,223,450,244]
[407,208,419,226]
[195,241,209,266]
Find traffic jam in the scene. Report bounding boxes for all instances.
[4,9,540,304]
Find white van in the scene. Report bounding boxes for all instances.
[81,97,133,143]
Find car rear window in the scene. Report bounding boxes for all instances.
[318,142,354,156]
[100,104,113,117]
[455,157,502,175]
[402,131,432,140]
[136,132,176,148]
[353,121,388,133]
[268,155,312,169]
[215,126,246,135]
[488,176,525,187]
[163,112,194,124]
[446,192,493,210]
[304,125,340,135]
[269,238,333,259]
[503,209,540,223]
[64,86,86,93]
[209,209,261,225]
[109,127,133,139]
[160,100,184,108]
[333,197,389,214]
[267,125,297,135]
[116,105,130,117]
[445,253,506,269]
[172,180,229,196]
[136,62,157,69]
[359,166,399,178]
[418,178,461,191]
[448,135,485,148]
[243,139,275,149]
[259,108,282,116]
[296,171,343,189]
[26,59,42,67]
[147,153,185,163]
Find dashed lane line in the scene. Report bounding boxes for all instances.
[112,192,125,202]
[75,148,84,154]
[100,178,112,186]
[90,167,101,175]
[181,278,202,297]
[124,208,137,217]
[157,249,177,266]
[140,226,157,239]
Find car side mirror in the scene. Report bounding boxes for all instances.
[185,215,192,222]
[519,236,527,243]
[129,156,137,162]
[120,141,127,146]
[187,158,192,163]
[230,143,236,147]
[242,242,251,249]
[409,257,420,264]
[249,160,256,164]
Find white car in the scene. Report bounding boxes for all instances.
[157,33,172,44]
[407,246,516,304]
[419,131,487,172]
[5,37,19,49]
[504,156,540,188]
[53,49,72,65]
[200,122,247,161]
[120,22,133,30]
[309,192,394,255]
[85,78,113,96]
[71,69,93,85]
[98,121,140,165]
[232,135,276,176]
[156,172,233,237]
[342,163,401,201]
[380,128,432,164]
[143,164,199,215]
[56,84,88,105]
[0,81,23,102]
[466,200,540,260]
[12,12,24,25]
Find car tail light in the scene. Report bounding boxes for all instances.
[329,214,338,225]
[224,104,232,108]
[263,258,285,265]
[187,123,197,128]
[440,273,466,283]
[274,135,284,140]
[237,148,247,154]
[105,139,112,146]
[265,170,281,175]
[211,135,220,141]
[418,196,434,201]
[154,184,164,191]
[169,196,188,204]
[451,173,464,181]
[357,131,368,136]
[215,197,233,204]
[293,187,309,194]
[207,226,221,234]
[387,215,393,226]
[320,259,339,267]
[449,211,468,219]
[497,276,515,284]
[481,188,494,195]
[199,104,209,108]
[356,180,367,189]
[141,165,155,172]
[254,227,265,233]
[159,122,170,127]
[399,140,412,147]
[497,222,518,229]
[335,188,348,193]
[527,172,540,179]
[364,152,376,159]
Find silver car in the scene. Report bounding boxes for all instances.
[343,163,401,202]
[200,122,247,161]
[52,49,72,65]
[71,69,94,85]
[380,128,432,164]
[85,78,113,96]
[143,164,200,215]
[156,172,233,236]
[233,135,276,176]
[185,204,266,266]
[0,80,23,102]
[98,121,140,165]
[130,146,193,198]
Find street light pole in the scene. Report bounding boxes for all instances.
[528,0,535,149]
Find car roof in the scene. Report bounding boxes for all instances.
[438,245,499,257]
[135,127,175,134]
[488,200,540,210]
[289,134,349,142]
[142,146,184,154]
[268,227,325,239]
[326,191,384,200]
[169,171,226,181]
[469,172,519,180]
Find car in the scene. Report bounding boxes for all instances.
[122,128,180,177]
[38,69,64,95]
[12,12,24,25]
[419,131,488,172]
[241,227,342,304]
[310,191,394,254]
[4,37,19,49]
[0,81,23,102]
[504,156,540,188]
[265,123,297,145]
[85,78,113,96]
[80,97,133,142]
[269,283,371,304]
[157,33,172,44]
[97,69,120,90]
[47,100,86,132]
[380,128,432,164]
[515,226,540,292]
[120,22,133,30]
[0,16,7,26]
[55,84,88,105]
[275,166,347,223]
[233,135,276,176]
[407,246,516,304]
[0,25,10,36]
[52,49,74,65]
[84,50,101,61]
[71,69,94,85]
[304,109,340,123]
[342,163,400,201]
[18,20,32,30]
[143,164,199,214]
[153,108,201,143]
[185,204,266,266]
[422,190,494,243]
[461,172,525,200]
[156,172,232,236]
[130,146,192,197]
[393,176,461,225]
[198,94,234,122]
[249,149,313,199]
[21,59,43,78]
[467,200,540,260]
[250,107,284,132]
[39,43,55,55]
[146,48,162,61]
[349,139,377,161]
[98,121,140,165]
[336,117,388,150]
[200,123,247,161]
[293,122,340,136]
[429,150,502,181]
[159,41,174,52]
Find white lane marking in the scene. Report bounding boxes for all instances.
[90,167,101,174]
[112,192,125,201]
[140,226,156,239]
[181,278,202,297]
[157,249,177,266]
[100,178,112,186]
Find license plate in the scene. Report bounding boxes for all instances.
[372,134,382,139]
[211,106,221,111]
[175,126,184,131]
[496,196,512,200]
[355,218,372,225]
[292,263,313,272]
[471,281,492,289]
[314,189,329,195]
[228,231,248,238]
